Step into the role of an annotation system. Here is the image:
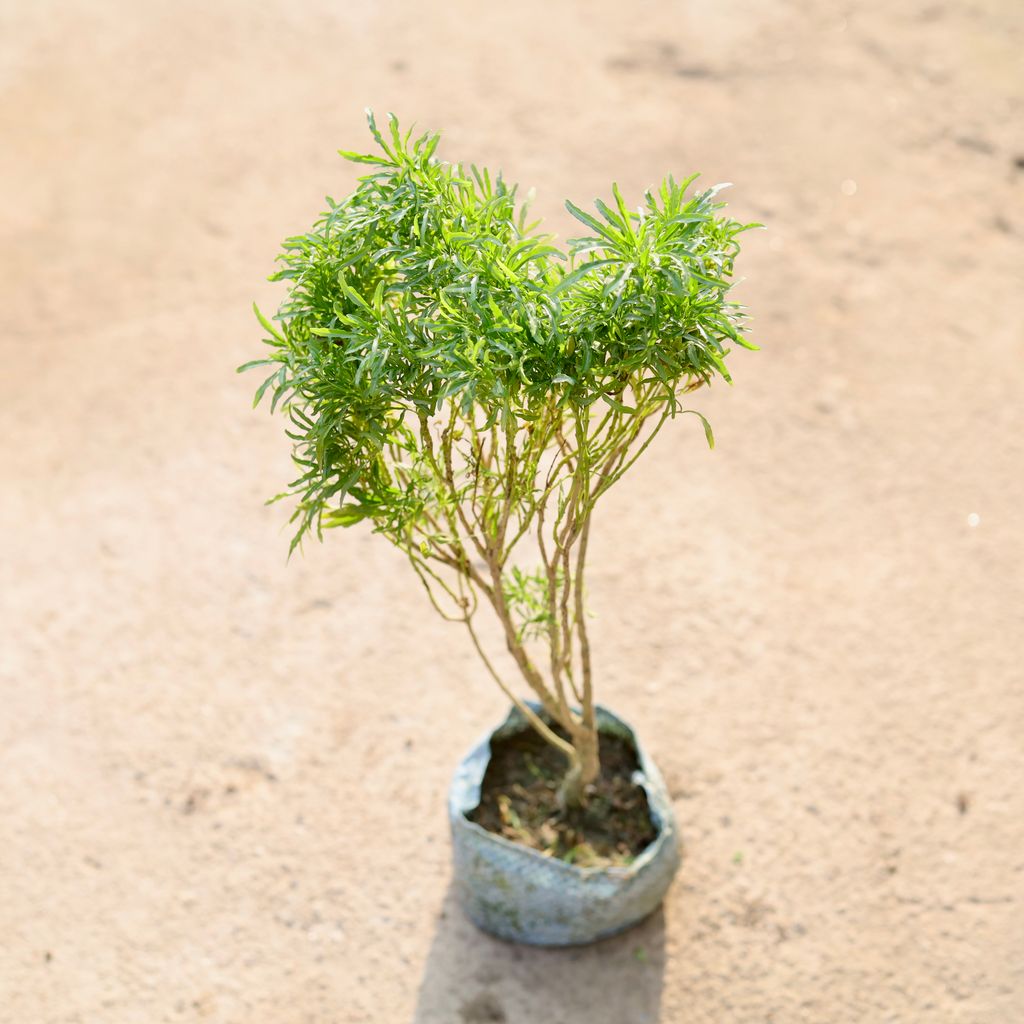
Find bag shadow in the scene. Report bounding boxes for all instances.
[413,884,666,1023]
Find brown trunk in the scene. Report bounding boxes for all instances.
[577,722,600,787]
[556,723,601,810]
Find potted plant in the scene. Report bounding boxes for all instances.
[243,112,757,945]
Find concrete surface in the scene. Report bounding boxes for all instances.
[2,1,1022,1021]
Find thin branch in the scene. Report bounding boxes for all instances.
[463,617,577,762]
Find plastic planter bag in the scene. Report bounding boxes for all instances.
[448,703,681,946]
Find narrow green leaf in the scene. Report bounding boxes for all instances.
[253,302,285,342]
[564,200,619,242]
[338,149,392,166]
[237,358,272,374]
[252,370,278,408]
[683,409,715,448]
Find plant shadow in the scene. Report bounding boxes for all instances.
[413,885,666,1024]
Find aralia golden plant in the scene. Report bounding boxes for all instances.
[243,112,757,808]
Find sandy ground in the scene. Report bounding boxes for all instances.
[2,1,1023,1021]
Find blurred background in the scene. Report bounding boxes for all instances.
[2,1,1022,1021]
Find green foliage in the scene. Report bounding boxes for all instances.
[243,111,756,554]
[503,565,563,642]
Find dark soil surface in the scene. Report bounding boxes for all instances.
[468,727,657,867]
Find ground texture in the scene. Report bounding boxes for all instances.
[2,1,1022,1021]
